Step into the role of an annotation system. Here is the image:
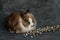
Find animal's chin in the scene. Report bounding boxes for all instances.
[21,26,36,33]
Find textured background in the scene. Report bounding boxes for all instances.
[0,0,60,40]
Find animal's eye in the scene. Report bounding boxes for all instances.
[32,20,34,22]
[25,20,30,24]
[32,20,34,23]
[27,21,30,24]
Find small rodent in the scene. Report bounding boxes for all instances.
[7,10,37,33]
[7,10,60,38]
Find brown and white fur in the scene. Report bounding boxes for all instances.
[7,10,60,37]
[7,10,37,33]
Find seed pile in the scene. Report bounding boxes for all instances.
[23,25,60,38]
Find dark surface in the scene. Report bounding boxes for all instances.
[0,0,60,40]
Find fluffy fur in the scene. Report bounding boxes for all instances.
[7,10,37,33]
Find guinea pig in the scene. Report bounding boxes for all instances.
[23,10,37,29]
[7,10,37,33]
[21,10,37,33]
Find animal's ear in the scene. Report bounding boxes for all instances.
[26,10,30,12]
[24,10,30,14]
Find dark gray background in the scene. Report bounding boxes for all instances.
[0,0,60,40]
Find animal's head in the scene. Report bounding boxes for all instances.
[23,10,33,22]
[23,10,37,30]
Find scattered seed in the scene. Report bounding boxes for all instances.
[23,25,60,38]
[33,33,36,36]
[53,30,55,32]
[31,36,33,38]
[53,25,56,27]
[46,27,48,28]
[59,29,60,30]
[39,32,42,35]
[51,27,54,29]
[57,25,60,27]
[36,31,39,33]
[48,30,51,32]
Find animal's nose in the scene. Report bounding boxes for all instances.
[31,24,35,27]
[31,23,34,26]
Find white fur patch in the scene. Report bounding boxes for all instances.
[28,18,34,26]
[19,18,35,33]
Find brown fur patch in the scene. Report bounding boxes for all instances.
[7,11,23,33]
